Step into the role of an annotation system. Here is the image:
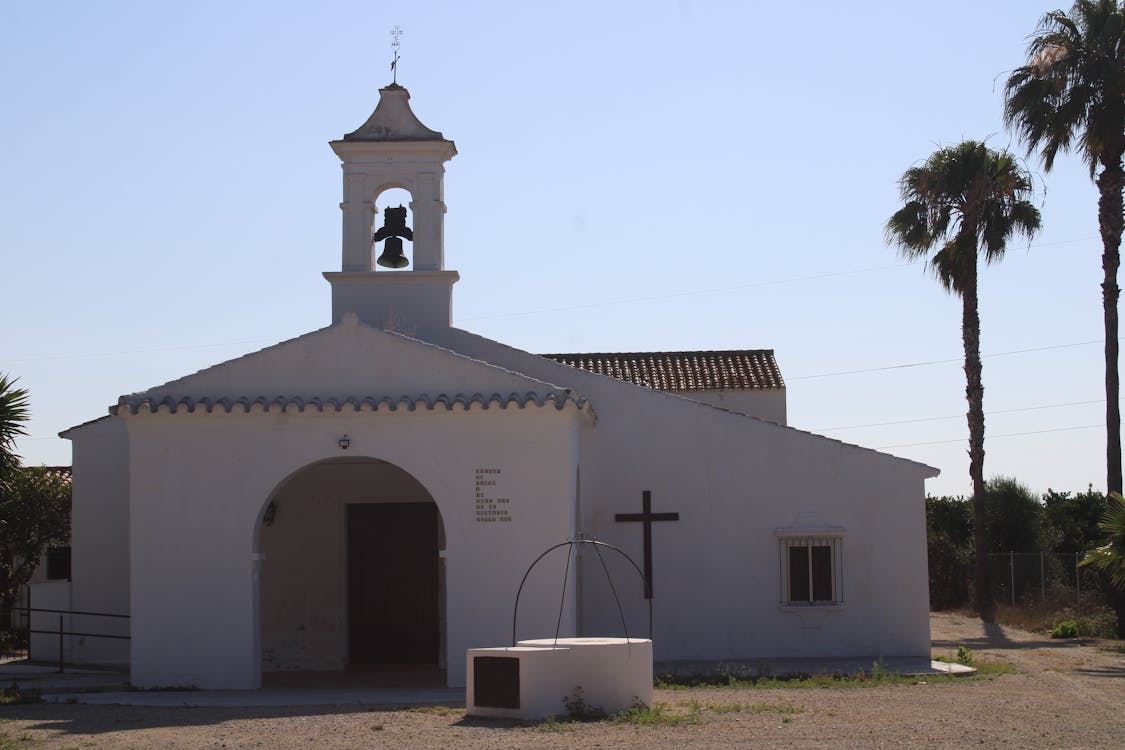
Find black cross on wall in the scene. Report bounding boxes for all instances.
[615,490,679,599]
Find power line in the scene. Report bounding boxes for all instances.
[461,264,910,321]
[0,232,1107,364]
[1024,235,1099,248]
[3,338,277,365]
[5,266,910,363]
[811,398,1106,432]
[5,332,1107,380]
[460,235,1099,322]
[2,234,1106,363]
[879,423,1103,449]
[788,340,1103,381]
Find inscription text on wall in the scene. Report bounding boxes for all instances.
[475,468,511,523]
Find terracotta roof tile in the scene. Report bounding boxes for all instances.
[540,350,784,392]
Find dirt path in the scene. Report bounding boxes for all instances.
[1,613,1122,749]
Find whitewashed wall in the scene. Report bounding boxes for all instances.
[680,388,786,425]
[141,318,549,403]
[124,405,583,689]
[28,580,71,663]
[65,417,131,666]
[435,328,935,662]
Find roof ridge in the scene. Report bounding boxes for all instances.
[540,348,776,356]
[540,350,784,392]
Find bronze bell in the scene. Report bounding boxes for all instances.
[373,205,414,269]
[376,236,409,269]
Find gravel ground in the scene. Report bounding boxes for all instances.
[1,612,1123,749]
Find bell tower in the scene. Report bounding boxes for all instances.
[324,83,459,339]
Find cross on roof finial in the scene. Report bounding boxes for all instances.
[390,26,402,84]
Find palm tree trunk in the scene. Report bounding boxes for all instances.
[962,256,993,622]
[1097,158,1124,496]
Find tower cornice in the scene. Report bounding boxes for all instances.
[342,84,452,144]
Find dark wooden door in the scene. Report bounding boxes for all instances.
[347,502,439,665]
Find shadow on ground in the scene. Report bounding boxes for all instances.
[1074,665,1125,679]
[0,702,464,737]
[932,622,1083,652]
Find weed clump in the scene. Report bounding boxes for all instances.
[612,700,700,726]
[1051,619,1079,638]
[562,687,606,721]
[0,682,41,705]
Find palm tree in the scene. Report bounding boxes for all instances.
[0,374,29,496]
[886,141,1041,621]
[1082,493,1125,587]
[1080,492,1125,634]
[1004,0,1125,495]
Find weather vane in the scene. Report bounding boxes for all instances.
[390,26,402,84]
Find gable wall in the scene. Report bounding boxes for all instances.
[123,405,583,689]
[142,322,560,402]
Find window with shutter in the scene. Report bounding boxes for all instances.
[777,534,842,606]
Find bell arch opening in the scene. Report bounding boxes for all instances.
[372,186,415,271]
[256,456,446,683]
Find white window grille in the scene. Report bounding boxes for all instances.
[777,534,843,606]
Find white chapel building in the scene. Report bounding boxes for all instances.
[56,83,938,689]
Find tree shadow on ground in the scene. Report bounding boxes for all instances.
[932,621,1080,651]
[1074,665,1125,679]
[0,702,463,736]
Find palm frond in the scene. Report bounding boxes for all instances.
[931,239,972,294]
[0,374,30,495]
[1080,492,1125,590]
[0,374,29,449]
[1004,0,1125,176]
[885,141,1041,295]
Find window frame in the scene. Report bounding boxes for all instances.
[45,546,72,582]
[776,530,844,607]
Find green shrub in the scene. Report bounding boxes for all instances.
[956,646,975,666]
[1075,610,1118,638]
[926,496,973,609]
[1051,619,1079,638]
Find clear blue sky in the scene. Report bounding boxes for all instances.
[1,1,1113,499]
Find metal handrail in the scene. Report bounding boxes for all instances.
[6,606,130,673]
[10,606,129,619]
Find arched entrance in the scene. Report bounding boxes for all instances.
[257,457,445,681]
[346,501,439,664]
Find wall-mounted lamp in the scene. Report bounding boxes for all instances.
[263,501,278,527]
[338,435,351,450]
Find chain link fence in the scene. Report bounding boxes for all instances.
[986,552,1102,608]
[929,544,1118,636]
